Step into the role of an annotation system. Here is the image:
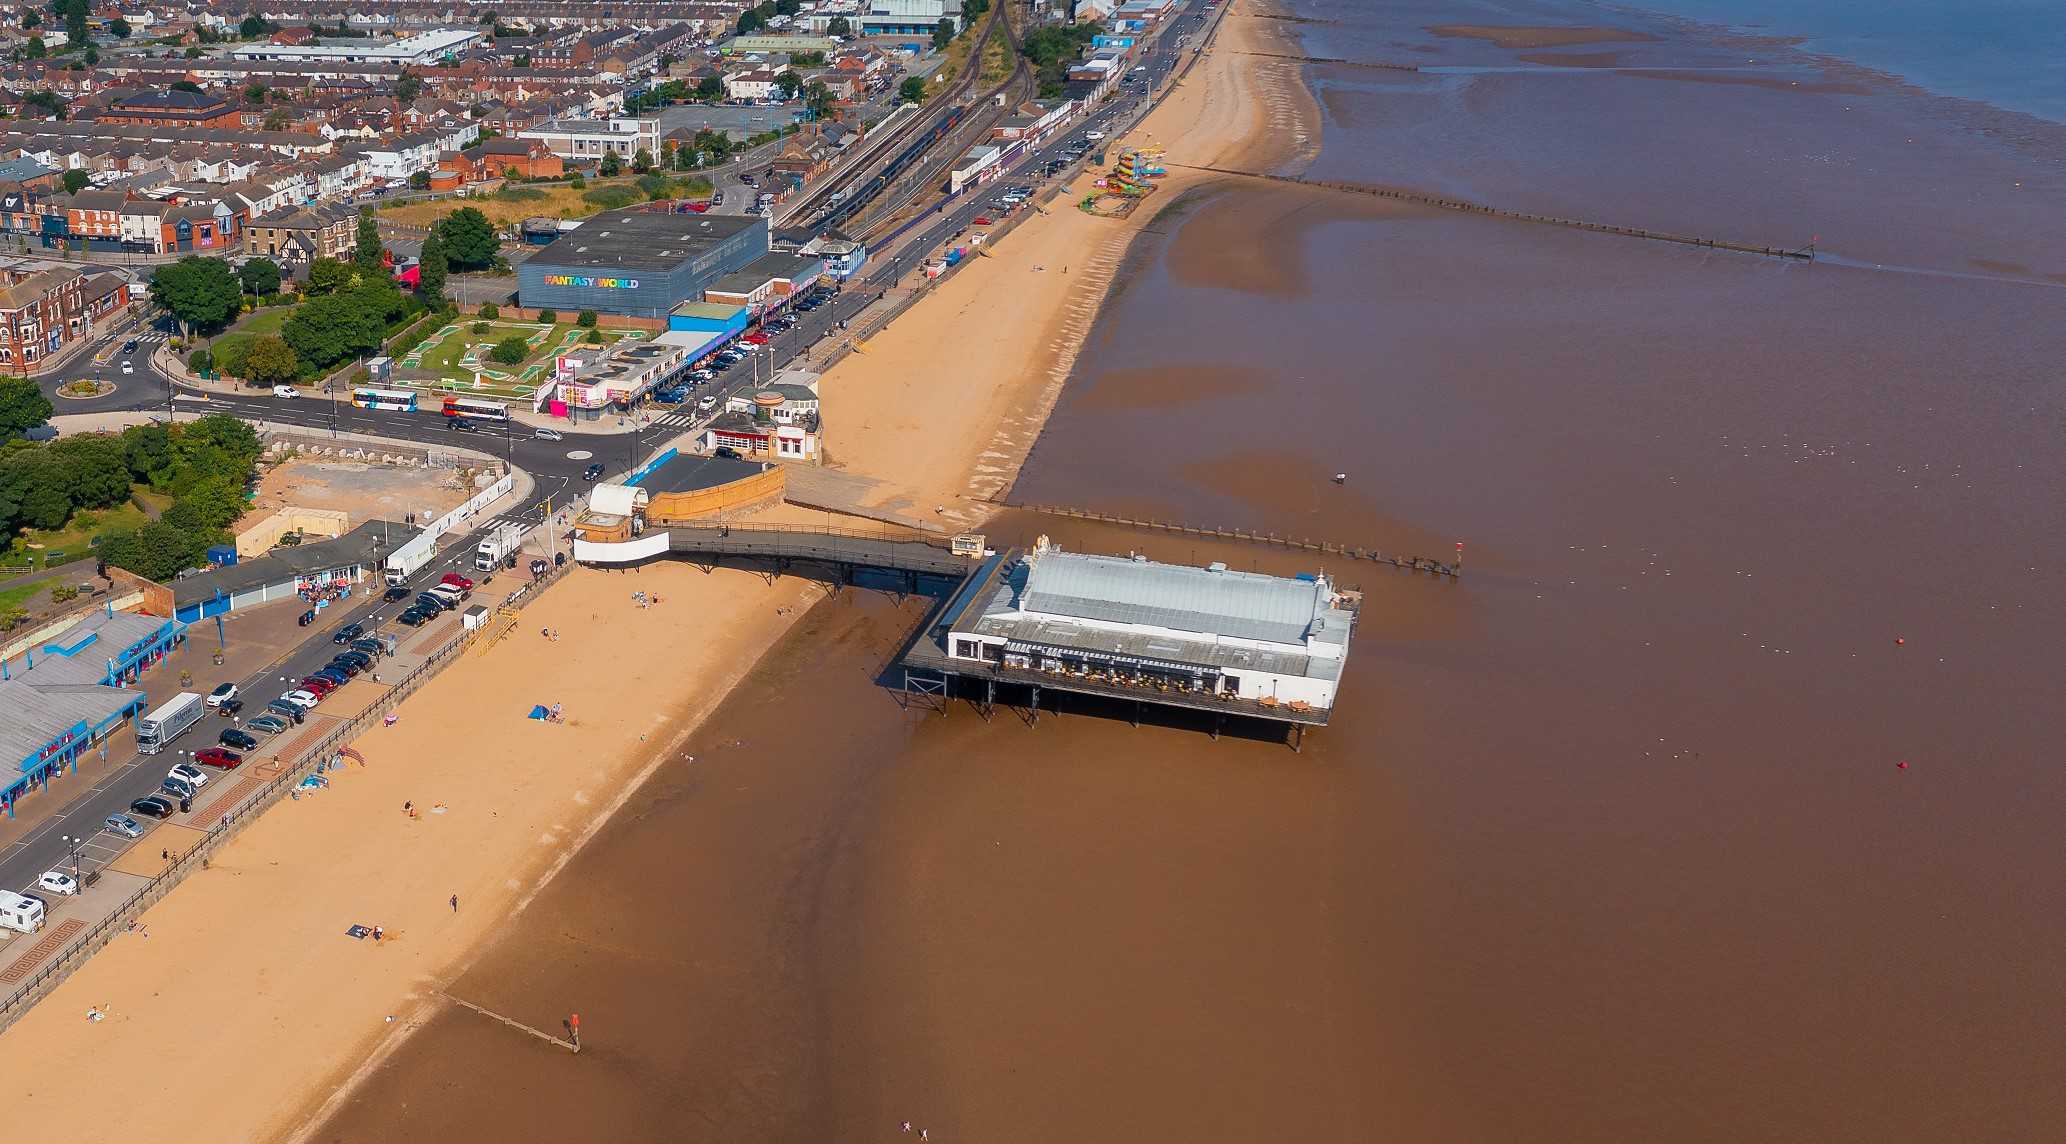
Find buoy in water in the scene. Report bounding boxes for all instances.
[1332,473,1347,485]
[1896,761,1910,770]
[1895,637,1905,646]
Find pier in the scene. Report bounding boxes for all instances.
[1008,503,1461,578]
[1166,164,1816,262]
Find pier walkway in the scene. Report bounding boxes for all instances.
[659,523,975,579]
[1009,503,1462,577]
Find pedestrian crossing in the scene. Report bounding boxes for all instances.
[648,412,702,429]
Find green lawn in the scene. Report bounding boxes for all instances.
[230,306,295,338]
[8,498,153,569]
[0,577,51,613]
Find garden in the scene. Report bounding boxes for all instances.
[396,315,642,400]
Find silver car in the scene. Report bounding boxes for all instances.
[104,813,144,838]
[533,428,564,441]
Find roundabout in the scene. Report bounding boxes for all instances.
[54,378,117,400]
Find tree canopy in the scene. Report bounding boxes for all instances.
[416,230,448,304]
[899,75,929,104]
[0,376,54,439]
[354,208,384,275]
[489,335,530,365]
[60,169,89,194]
[244,336,300,384]
[306,257,352,295]
[435,206,499,270]
[150,257,243,336]
[239,257,281,297]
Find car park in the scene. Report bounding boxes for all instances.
[206,682,238,707]
[281,689,321,709]
[197,745,247,768]
[533,428,564,440]
[583,463,606,481]
[129,796,175,819]
[383,585,412,603]
[104,814,144,838]
[332,622,364,645]
[169,762,209,788]
[37,871,79,896]
[221,727,260,750]
[217,698,243,718]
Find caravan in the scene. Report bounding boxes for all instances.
[0,890,46,934]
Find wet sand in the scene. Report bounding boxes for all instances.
[1427,24,1656,50]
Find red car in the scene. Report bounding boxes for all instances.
[299,676,339,696]
[973,216,993,226]
[441,572,475,592]
[742,331,771,345]
[194,747,245,770]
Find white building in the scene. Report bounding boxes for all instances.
[230,28,482,64]
[518,117,664,161]
[859,0,962,36]
[942,539,1355,713]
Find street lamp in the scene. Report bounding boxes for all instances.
[60,834,82,881]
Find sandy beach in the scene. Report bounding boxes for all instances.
[819,0,1320,527]
[0,5,1315,1141]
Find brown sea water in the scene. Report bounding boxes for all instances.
[312,1,2066,1141]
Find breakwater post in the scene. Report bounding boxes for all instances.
[1166,163,1815,262]
[1008,503,1462,578]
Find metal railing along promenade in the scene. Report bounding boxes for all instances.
[662,522,975,578]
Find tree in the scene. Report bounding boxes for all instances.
[737,10,763,34]
[179,478,247,531]
[238,257,281,298]
[932,18,956,50]
[575,309,597,329]
[395,70,421,102]
[899,75,929,104]
[244,336,299,384]
[82,45,98,67]
[60,168,89,194]
[435,206,498,270]
[263,107,291,132]
[102,520,203,581]
[0,376,53,439]
[245,83,268,104]
[149,257,242,336]
[239,13,271,38]
[186,347,214,376]
[695,75,723,102]
[776,71,802,101]
[598,150,621,177]
[50,436,132,509]
[416,229,448,304]
[354,207,384,275]
[306,257,352,296]
[23,36,45,59]
[512,53,529,68]
[631,147,653,174]
[534,309,555,323]
[477,302,498,319]
[20,11,37,28]
[583,327,603,344]
[58,0,87,46]
[121,423,173,485]
[489,335,529,365]
[806,81,833,119]
[185,45,203,59]
[281,291,386,371]
[407,170,431,190]
[109,16,129,37]
[774,0,800,14]
[827,14,850,35]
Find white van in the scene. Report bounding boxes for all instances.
[0,890,46,934]
[272,385,300,398]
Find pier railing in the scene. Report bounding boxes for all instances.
[663,523,976,577]
[1006,503,1462,578]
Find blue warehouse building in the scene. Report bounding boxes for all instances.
[0,606,182,813]
[518,212,769,319]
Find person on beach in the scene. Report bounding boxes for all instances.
[450,893,459,913]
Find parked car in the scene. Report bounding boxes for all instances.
[37,870,79,896]
[973,216,994,226]
[325,658,365,678]
[583,463,606,481]
[395,609,430,627]
[440,571,475,591]
[714,445,742,460]
[383,585,412,603]
[104,814,144,839]
[206,682,238,707]
[298,609,317,627]
[129,796,175,819]
[264,700,305,724]
[220,728,260,750]
[349,638,387,658]
[334,650,373,670]
[281,690,321,710]
[415,594,449,614]
[697,395,717,411]
[533,427,564,441]
[217,698,243,718]
[168,762,209,788]
[299,674,342,693]
[161,777,196,802]
[332,622,364,645]
[743,331,771,345]
[272,384,299,398]
[244,715,288,736]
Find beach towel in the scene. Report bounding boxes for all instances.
[528,705,550,720]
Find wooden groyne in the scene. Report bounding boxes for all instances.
[1010,503,1461,578]
[1166,164,1815,262]
[1236,50,1422,72]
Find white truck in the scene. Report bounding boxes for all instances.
[384,535,435,585]
[474,523,525,572]
[136,692,204,755]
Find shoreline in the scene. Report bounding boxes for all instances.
[0,5,1318,1140]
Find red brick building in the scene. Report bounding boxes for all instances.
[96,89,242,129]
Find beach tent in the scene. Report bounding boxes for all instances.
[528,705,550,720]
